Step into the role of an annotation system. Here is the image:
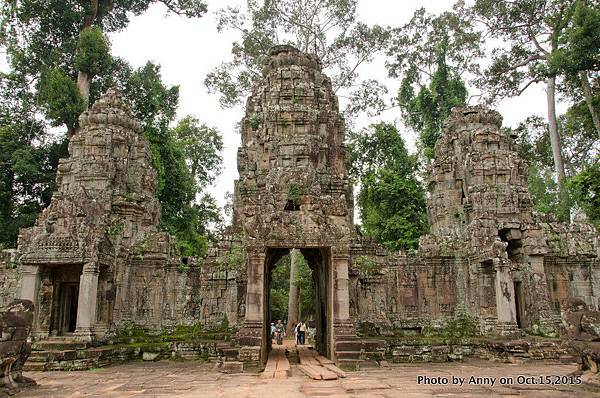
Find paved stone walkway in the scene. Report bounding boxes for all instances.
[17,360,599,397]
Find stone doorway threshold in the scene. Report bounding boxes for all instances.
[263,340,346,380]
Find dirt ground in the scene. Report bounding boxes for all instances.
[15,359,600,397]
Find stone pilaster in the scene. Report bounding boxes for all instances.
[18,265,39,303]
[74,263,99,342]
[494,258,519,335]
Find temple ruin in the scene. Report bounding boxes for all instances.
[1,45,599,371]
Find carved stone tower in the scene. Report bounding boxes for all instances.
[234,45,355,363]
[17,89,176,342]
[422,106,552,334]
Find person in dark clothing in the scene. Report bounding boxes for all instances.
[298,321,307,345]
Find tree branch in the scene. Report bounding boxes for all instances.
[527,28,549,56]
[517,78,539,95]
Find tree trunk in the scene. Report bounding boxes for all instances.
[579,70,600,138]
[77,0,98,105]
[286,249,300,336]
[546,76,569,219]
[67,125,76,140]
[77,70,91,105]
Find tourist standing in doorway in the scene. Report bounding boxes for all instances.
[294,322,301,345]
[270,322,276,344]
[298,321,307,345]
[275,320,285,345]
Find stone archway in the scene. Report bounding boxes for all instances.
[262,248,333,360]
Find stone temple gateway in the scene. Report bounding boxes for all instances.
[1,46,599,371]
[234,45,355,363]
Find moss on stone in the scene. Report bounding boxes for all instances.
[421,314,480,340]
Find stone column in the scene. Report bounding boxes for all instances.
[19,265,41,337]
[333,253,350,322]
[244,250,265,324]
[494,258,518,335]
[74,263,99,342]
[237,247,266,367]
[331,249,355,360]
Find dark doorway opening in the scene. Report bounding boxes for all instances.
[57,282,79,334]
[47,264,82,337]
[514,281,525,328]
[263,247,331,362]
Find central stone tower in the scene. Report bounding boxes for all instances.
[234,45,355,364]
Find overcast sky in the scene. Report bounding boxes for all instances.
[12,1,569,212]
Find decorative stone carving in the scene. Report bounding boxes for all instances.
[0,299,35,395]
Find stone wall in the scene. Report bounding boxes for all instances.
[346,107,600,338]
[1,47,599,366]
[0,250,20,309]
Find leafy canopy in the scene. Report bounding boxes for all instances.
[350,123,428,251]
[205,0,390,119]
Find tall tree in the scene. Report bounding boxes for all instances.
[0,3,221,253]
[205,0,390,118]
[515,109,598,221]
[471,0,595,213]
[286,249,300,335]
[172,116,223,193]
[397,47,468,160]
[1,0,207,132]
[0,73,66,248]
[350,123,427,251]
[550,0,600,137]
[386,4,480,160]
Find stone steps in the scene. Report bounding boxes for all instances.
[334,338,386,369]
[32,339,90,351]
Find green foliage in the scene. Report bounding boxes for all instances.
[75,26,112,76]
[353,255,379,277]
[398,47,467,159]
[515,113,597,222]
[294,252,315,319]
[269,251,315,323]
[172,116,223,191]
[569,163,600,228]
[387,4,479,157]
[527,321,558,338]
[549,0,600,75]
[0,73,67,248]
[219,245,246,272]
[288,183,301,205]
[107,220,125,238]
[270,255,290,322]
[36,68,85,130]
[350,123,428,251]
[113,319,233,346]
[249,113,261,130]
[421,314,480,339]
